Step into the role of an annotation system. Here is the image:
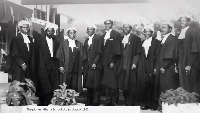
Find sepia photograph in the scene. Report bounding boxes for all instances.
[0,0,200,113]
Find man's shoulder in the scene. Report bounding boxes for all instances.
[130,33,140,39]
[111,30,120,35]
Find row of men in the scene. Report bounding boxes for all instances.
[8,15,200,109]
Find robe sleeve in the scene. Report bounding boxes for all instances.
[132,54,139,65]
[56,42,64,68]
[187,29,199,66]
[10,38,25,66]
[161,58,174,69]
[109,34,122,64]
[132,36,142,65]
[80,42,87,62]
[93,38,102,65]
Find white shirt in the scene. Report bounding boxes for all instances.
[88,34,94,47]
[64,36,76,52]
[122,33,131,47]
[21,33,30,51]
[142,37,152,57]
[104,29,112,45]
[178,26,190,39]
[46,36,53,57]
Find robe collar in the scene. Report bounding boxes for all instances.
[142,37,152,57]
[122,33,131,47]
[161,33,172,44]
[178,26,189,39]
[104,29,112,45]
[21,32,30,44]
[64,36,76,51]
[88,34,95,46]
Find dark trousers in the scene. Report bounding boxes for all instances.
[123,90,135,106]
[38,58,59,106]
[105,87,119,105]
[39,93,53,106]
[87,88,101,105]
[66,72,78,91]
[144,74,158,109]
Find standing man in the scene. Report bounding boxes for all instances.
[83,24,103,106]
[138,25,161,110]
[156,22,178,100]
[101,20,122,106]
[176,15,199,93]
[119,24,142,106]
[9,20,35,83]
[56,27,85,93]
[34,24,61,106]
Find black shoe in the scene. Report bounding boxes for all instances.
[141,106,150,110]
[151,106,158,111]
[103,103,112,106]
[111,103,117,106]
[85,103,93,106]
[93,103,99,106]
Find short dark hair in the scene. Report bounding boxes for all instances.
[104,20,113,25]
[45,28,55,32]
[179,17,190,22]
[123,24,132,29]
[67,29,76,34]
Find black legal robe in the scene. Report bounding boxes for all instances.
[83,34,103,105]
[176,27,199,93]
[56,38,86,93]
[33,29,61,97]
[155,34,178,95]
[118,33,142,106]
[118,33,141,93]
[137,38,161,102]
[9,33,35,83]
[101,30,122,90]
[83,34,102,90]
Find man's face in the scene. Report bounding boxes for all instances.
[87,27,95,36]
[144,28,153,39]
[68,30,76,39]
[46,28,55,38]
[180,17,189,28]
[123,24,131,35]
[104,20,113,30]
[154,23,161,31]
[20,24,30,34]
[161,24,172,35]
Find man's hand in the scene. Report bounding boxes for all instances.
[92,64,96,69]
[131,64,136,70]
[21,63,27,71]
[185,66,191,75]
[59,67,65,73]
[160,68,165,74]
[154,69,156,74]
[175,65,178,73]
[110,63,114,69]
